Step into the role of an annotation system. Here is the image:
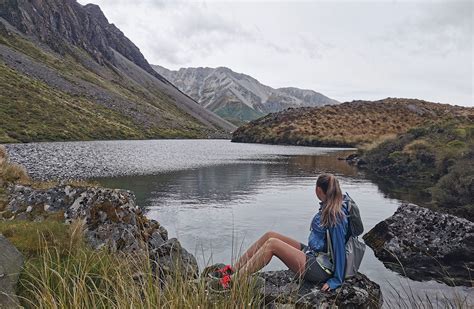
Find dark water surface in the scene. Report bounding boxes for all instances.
[6,140,473,307]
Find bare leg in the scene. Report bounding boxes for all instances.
[234,231,301,270]
[238,237,306,276]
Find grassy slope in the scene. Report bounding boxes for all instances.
[0,62,147,143]
[362,120,474,221]
[231,98,473,147]
[0,29,211,143]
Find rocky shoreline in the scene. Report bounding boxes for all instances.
[2,147,472,306]
[1,182,383,308]
[5,184,199,279]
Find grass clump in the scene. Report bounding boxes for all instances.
[0,145,30,185]
[0,145,30,212]
[0,220,70,257]
[9,221,263,309]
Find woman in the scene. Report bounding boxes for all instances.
[211,173,349,291]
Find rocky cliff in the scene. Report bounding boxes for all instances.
[0,0,235,143]
[153,65,338,125]
[0,0,164,81]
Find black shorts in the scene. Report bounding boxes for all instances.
[300,243,331,283]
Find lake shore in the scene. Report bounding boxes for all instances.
[1,141,473,307]
[0,146,382,308]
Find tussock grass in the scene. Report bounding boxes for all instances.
[0,145,29,185]
[232,98,473,147]
[1,216,471,308]
[0,145,30,212]
[0,220,70,257]
[0,220,262,308]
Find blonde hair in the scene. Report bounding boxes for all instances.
[317,174,343,227]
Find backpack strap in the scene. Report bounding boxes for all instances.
[326,229,334,264]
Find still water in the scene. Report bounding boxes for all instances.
[6,140,473,307]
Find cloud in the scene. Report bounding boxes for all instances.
[79,0,254,65]
[383,1,473,55]
[78,0,472,106]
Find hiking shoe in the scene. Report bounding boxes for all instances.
[202,263,225,278]
[208,264,234,279]
[208,274,232,293]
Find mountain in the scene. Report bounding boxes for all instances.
[231,98,474,147]
[153,65,339,125]
[0,0,235,143]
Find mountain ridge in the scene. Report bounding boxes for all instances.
[0,0,235,143]
[153,64,338,125]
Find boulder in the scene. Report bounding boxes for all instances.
[0,234,24,308]
[260,270,382,308]
[363,203,474,286]
[5,184,199,282]
[150,238,199,282]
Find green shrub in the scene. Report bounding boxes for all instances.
[432,162,474,210]
[362,120,474,220]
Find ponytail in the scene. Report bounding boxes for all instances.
[316,174,343,227]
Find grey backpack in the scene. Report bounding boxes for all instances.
[346,192,364,237]
[326,194,366,278]
[327,231,366,279]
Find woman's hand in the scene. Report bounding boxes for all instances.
[321,283,330,292]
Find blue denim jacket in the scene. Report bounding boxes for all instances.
[307,193,350,289]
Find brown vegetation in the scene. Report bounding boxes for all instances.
[231,98,474,147]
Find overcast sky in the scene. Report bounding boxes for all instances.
[78,0,473,106]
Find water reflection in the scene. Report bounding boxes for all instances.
[96,151,358,208]
[362,171,433,207]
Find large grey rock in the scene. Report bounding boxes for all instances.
[150,238,199,282]
[5,184,199,282]
[363,203,474,286]
[0,235,24,308]
[259,270,382,308]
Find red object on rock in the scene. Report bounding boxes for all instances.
[219,274,232,289]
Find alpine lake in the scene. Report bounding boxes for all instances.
[6,139,473,307]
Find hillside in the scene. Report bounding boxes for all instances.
[153,65,338,125]
[231,98,474,147]
[362,120,474,221]
[0,0,235,143]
